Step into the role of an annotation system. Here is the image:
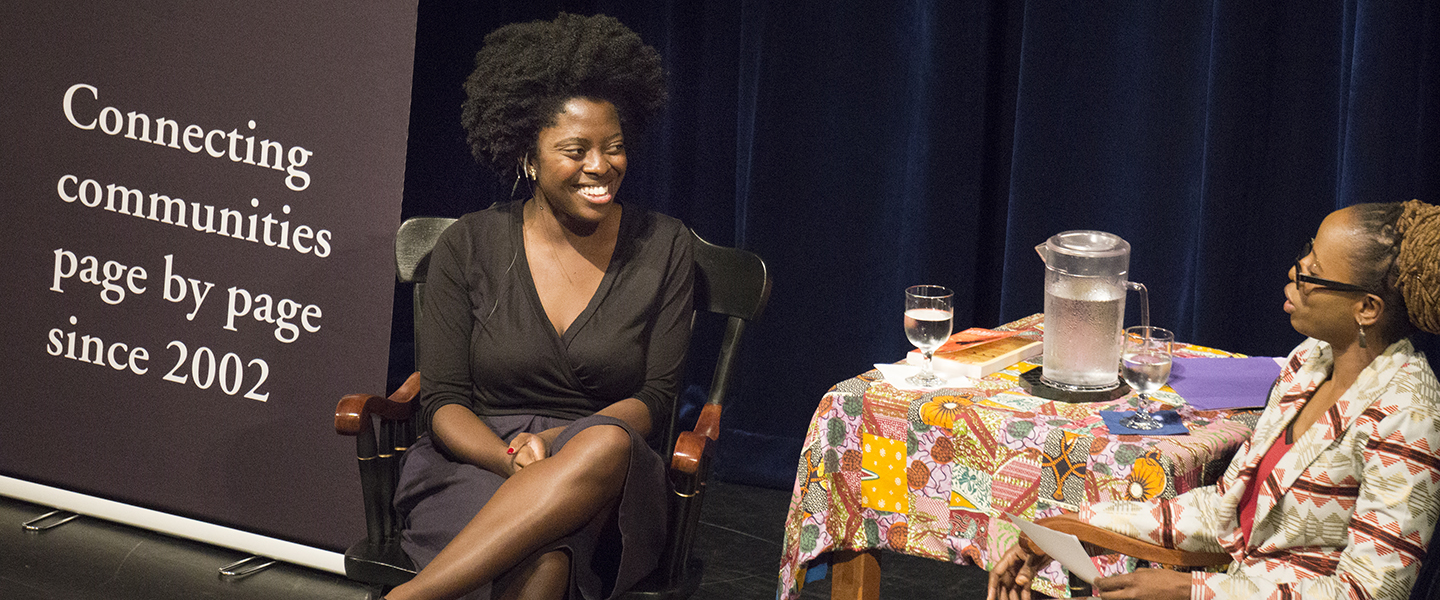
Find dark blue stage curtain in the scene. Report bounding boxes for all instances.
[399,1,1440,489]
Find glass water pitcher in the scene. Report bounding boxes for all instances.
[1035,230,1148,392]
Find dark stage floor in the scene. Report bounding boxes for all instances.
[0,480,988,599]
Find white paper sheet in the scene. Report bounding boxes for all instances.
[871,360,973,391]
[1007,515,1101,584]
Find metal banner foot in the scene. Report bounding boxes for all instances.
[22,509,80,532]
[219,555,278,579]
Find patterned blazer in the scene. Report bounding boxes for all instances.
[1080,337,1440,600]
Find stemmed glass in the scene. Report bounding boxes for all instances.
[904,285,954,387]
[1119,326,1175,431]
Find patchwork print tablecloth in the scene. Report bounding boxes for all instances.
[776,314,1261,598]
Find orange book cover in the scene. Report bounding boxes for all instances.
[933,327,1023,353]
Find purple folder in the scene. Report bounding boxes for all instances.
[1167,356,1282,410]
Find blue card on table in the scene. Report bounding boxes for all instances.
[1100,410,1189,435]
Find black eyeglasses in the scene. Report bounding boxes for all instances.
[1294,239,1375,294]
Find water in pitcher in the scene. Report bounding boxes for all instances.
[1042,277,1125,390]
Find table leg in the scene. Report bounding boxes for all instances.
[830,549,881,600]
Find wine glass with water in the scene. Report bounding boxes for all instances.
[1119,325,1174,431]
[904,285,954,387]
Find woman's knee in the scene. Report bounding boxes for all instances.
[561,425,631,476]
[533,548,569,573]
[496,549,569,600]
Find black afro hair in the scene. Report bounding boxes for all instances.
[460,13,667,174]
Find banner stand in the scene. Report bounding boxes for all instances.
[0,475,344,575]
[2,1,417,557]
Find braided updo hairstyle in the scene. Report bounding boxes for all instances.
[1349,200,1440,341]
[460,13,666,175]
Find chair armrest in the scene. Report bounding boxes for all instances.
[671,404,722,477]
[1020,513,1232,568]
[335,372,422,435]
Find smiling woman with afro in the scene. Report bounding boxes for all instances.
[385,12,698,600]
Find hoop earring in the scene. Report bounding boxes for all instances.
[1358,322,1368,349]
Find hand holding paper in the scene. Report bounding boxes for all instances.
[1008,515,1101,584]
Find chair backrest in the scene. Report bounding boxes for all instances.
[396,216,456,284]
[688,229,771,415]
[691,230,771,322]
[395,217,459,357]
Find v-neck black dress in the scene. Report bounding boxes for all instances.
[394,200,694,599]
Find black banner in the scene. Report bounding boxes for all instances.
[0,1,417,552]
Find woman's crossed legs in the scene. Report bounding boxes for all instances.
[388,424,632,600]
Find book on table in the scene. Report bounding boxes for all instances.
[908,328,1043,378]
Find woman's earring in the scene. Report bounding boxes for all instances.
[1358,323,1368,349]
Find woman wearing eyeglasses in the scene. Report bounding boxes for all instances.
[990,200,1440,600]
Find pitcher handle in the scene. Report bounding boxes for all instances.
[1126,281,1149,331]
